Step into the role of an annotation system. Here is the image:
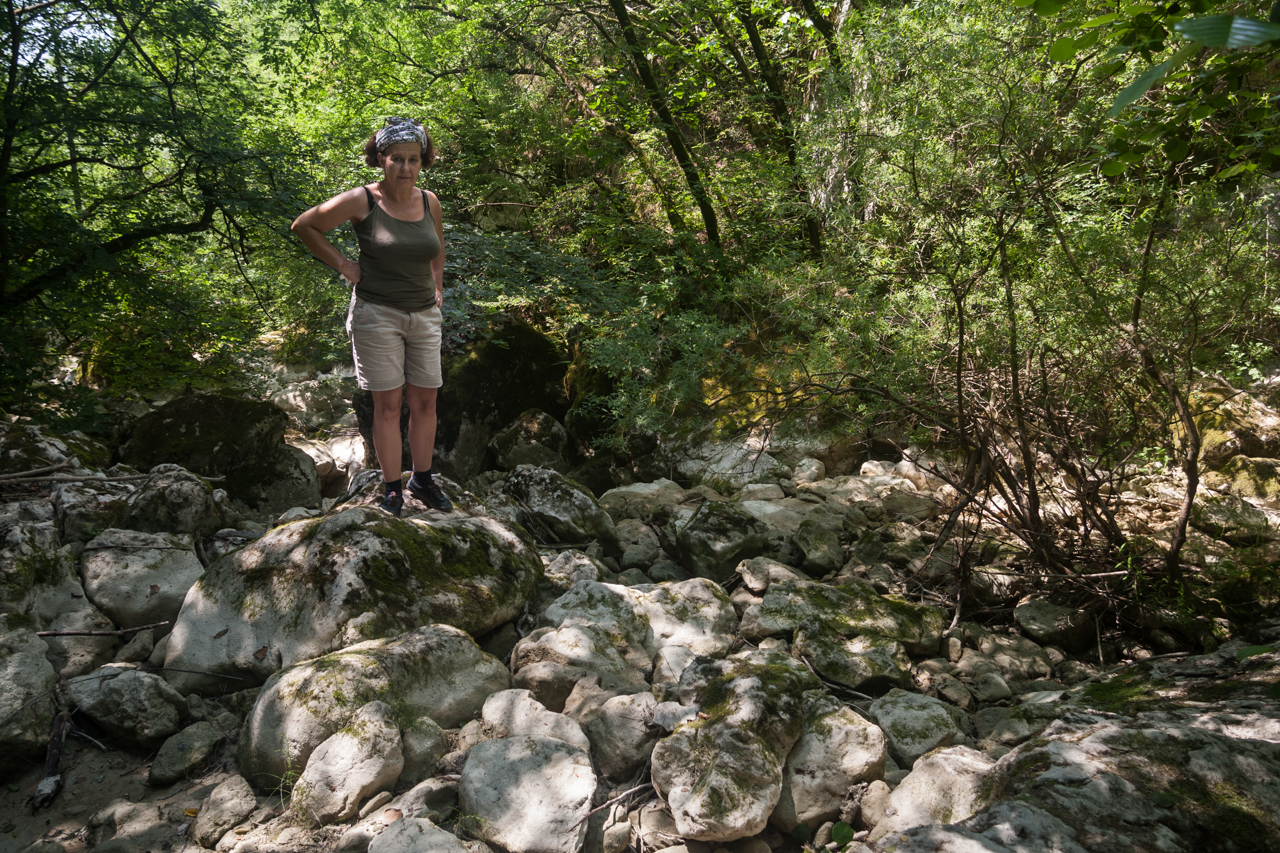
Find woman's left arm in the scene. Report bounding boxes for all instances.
[428,190,445,308]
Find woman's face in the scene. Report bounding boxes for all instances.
[380,141,423,185]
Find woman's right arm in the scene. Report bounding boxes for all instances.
[291,187,369,284]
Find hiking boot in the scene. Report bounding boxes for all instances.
[408,475,453,512]
[379,491,404,517]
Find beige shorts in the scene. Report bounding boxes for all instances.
[347,294,443,392]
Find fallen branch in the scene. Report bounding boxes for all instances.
[0,461,72,481]
[27,710,69,813]
[37,620,169,638]
[1,473,225,484]
[568,783,654,831]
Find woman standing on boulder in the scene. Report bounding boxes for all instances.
[291,117,452,516]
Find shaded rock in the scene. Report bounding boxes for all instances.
[513,624,649,700]
[616,518,661,569]
[481,688,590,751]
[0,422,100,476]
[877,800,1085,853]
[164,507,540,694]
[792,630,912,696]
[973,711,1280,852]
[792,519,844,576]
[599,479,686,522]
[489,410,571,472]
[293,701,404,827]
[1190,493,1276,545]
[80,528,203,633]
[739,577,945,656]
[84,800,173,853]
[967,565,1028,607]
[542,550,609,591]
[670,501,770,584]
[148,720,224,785]
[239,625,509,791]
[400,715,449,787]
[51,479,132,543]
[1216,455,1280,509]
[459,735,595,853]
[122,464,224,537]
[671,439,784,492]
[977,633,1054,683]
[192,774,257,848]
[739,483,786,500]
[869,746,996,841]
[792,458,826,485]
[63,665,186,748]
[1191,383,1280,469]
[650,648,820,842]
[869,688,966,769]
[436,321,570,484]
[974,703,1062,748]
[1014,600,1092,652]
[118,393,321,518]
[503,465,621,554]
[0,628,58,780]
[368,818,471,853]
[771,695,886,832]
[563,679,660,782]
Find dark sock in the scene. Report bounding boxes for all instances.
[385,479,403,497]
[411,469,433,487]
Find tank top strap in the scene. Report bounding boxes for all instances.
[363,185,375,213]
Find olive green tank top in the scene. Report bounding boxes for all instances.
[352,186,441,312]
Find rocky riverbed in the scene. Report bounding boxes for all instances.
[2,392,1280,853]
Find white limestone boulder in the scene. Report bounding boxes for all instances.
[122,464,225,537]
[239,625,509,791]
[62,664,186,748]
[459,735,596,853]
[502,465,622,554]
[770,695,887,832]
[163,507,541,694]
[191,774,257,848]
[80,528,204,633]
[0,628,58,780]
[292,701,404,827]
[650,649,820,842]
[869,688,967,769]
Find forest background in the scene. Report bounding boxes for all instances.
[1,0,1279,578]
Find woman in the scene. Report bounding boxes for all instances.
[291,117,451,516]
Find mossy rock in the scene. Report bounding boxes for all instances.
[119,394,319,515]
[436,321,570,478]
[163,506,542,695]
[741,577,945,656]
[238,624,509,792]
[1188,385,1280,470]
[1218,456,1280,508]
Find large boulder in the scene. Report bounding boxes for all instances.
[292,701,404,827]
[0,628,58,780]
[191,774,257,848]
[739,577,945,656]
[80,529,204,633]
[62,664,187,748]
[502,465,621,554]
[118,393,321,518]
[770,695,886,832]
[0,422,104,476]
[868,745,999,841]
[488,410,571,472]
[51,479,132,543]
[1190,492,1276,545]
[121,464,225,537]
[869,688,967,769]
[239,625,509,791]
[669,501,770,584]
[163,507,541,694]
[458,735,596,853]
[668,439,786,493]
[1191,383,1280,469]
[650,649,820,842]
[436,321,571,483]
[2,521,116,678]
[564,680,660,783]
[791,629,912,696]
[599,479,686,522]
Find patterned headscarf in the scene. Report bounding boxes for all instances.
[375,117,427,153]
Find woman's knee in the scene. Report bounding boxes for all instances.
[371,388,404,420]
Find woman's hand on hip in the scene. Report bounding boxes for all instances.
[338,258,362,285]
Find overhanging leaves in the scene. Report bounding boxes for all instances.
[1174,14,1280,48]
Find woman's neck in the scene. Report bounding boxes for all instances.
[378,179,417,204]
